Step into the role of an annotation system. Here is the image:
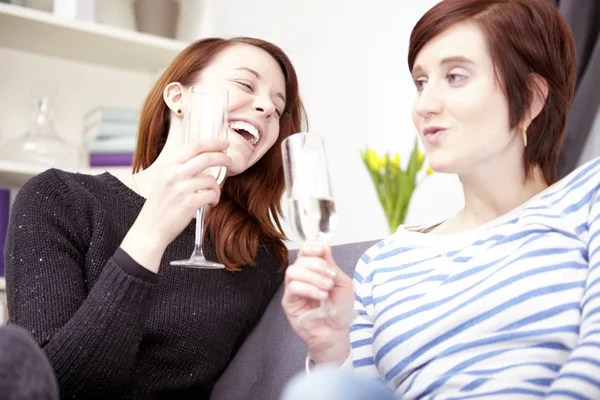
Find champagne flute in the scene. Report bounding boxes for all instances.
[282,132,343,324]
[170,86,228,269]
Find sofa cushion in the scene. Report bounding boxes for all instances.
[210,240,379,400]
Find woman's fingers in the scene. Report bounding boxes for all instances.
[285,260,336,292]
[191,189,221,209]
[288,255,337,281]
[286,280,329,302]
[283,255,341,308]
[181,152,232,178]
[177,139,229,164]
[170,174,219,195]
[186,177,222,210]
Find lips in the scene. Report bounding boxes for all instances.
[423,126,446,136]
[422,126,448,144]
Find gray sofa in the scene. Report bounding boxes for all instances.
[210,240,378,400]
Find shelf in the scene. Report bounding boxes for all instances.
[0,159,131,189]
[0,3,189,72]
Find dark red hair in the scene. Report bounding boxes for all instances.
[409,0,576,184]
[133,37,307,271]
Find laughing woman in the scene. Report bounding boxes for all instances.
[5,37,306,399]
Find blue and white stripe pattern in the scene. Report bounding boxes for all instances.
[350,157,600,399]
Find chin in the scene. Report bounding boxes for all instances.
[225,161,248,177]
[222,147,250,177]
[427,153,459,174]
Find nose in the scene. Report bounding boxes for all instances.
[414,81,444,119]
[252,94,277,118]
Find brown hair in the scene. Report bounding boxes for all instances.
[408,0,576,184]
[133,37,307,271]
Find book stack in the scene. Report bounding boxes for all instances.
[84,107,139,167]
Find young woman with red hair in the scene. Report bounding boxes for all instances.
[5,37,306,399]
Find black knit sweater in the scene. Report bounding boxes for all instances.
[4,169,284,399]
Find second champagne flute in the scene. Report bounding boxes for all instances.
[170,86,228,269]
[282,132,341,324]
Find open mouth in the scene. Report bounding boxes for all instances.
[229,121,260,146]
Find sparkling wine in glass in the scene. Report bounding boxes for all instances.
[282,132,346,324]
[288,198,337,244]
[170,86,228,269]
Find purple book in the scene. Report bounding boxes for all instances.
[0,189,10,277]
[89,153,133,167]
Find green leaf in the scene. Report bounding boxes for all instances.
[407,138,420,185]
[389,172,404,230]
[360,139,424,233]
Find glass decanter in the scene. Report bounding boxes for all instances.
[0,83,85,169]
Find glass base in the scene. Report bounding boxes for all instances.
[170,256,225,269]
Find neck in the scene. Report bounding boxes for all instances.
[447,155,547,233]
[131,117,185,198]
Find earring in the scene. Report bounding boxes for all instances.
[177,109,181,114]
[522,123,528,147]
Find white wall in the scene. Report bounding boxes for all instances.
[206,0,463,246]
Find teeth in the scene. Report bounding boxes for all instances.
[229,121,260,145]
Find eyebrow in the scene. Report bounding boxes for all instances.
[411,56,476,76]
[235,67,287,105]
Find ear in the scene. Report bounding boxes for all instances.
[163,82,186,117]
[523,73,549,126]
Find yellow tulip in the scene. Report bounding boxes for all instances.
[418,151,425,164]
[426,166,434,176]
[391,154,400,169]
[366,149,384,171]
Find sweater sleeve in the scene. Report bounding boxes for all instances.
[545,189,600,398]
[5,170,160,399]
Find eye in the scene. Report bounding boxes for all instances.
[236,81,254,91]
[275,108,283,118]
[414,79,427,92]
[447,74,467,84]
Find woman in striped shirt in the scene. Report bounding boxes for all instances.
[281,0,599,399]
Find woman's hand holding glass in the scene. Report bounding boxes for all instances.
[282,243,355,365]
[121,139,232,274]
[170,86,229,269]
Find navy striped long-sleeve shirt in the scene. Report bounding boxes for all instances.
[350,157,600,399]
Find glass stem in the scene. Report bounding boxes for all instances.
[193,207,206,259]
[308,238,330,310]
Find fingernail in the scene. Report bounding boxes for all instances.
[322,278,333,287]
[326,268,336,278]
[318,290,328,299]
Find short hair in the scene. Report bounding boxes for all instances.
[409,0,576,184]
